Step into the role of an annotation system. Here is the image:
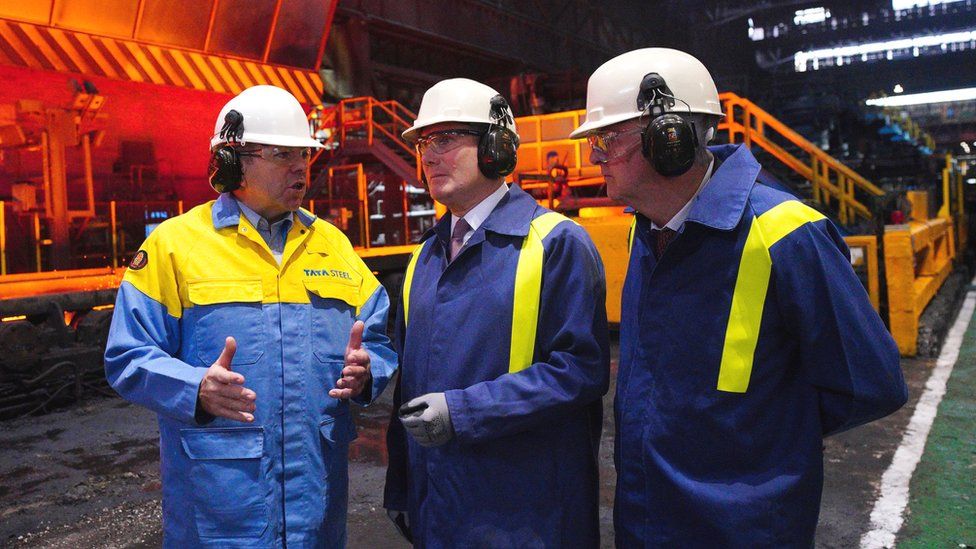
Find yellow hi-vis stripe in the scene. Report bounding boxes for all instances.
[628,217,636,253]
[402,240,431,326]
[509,212,572,373]
[400,212,572,374]
[716,201,825,393]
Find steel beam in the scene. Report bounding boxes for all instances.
[336,0,647,76]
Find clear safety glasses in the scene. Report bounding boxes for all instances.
[239,146,312,167]
[414,129,483,156]
[586,127,644,164]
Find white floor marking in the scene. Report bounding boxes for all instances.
[860,277,976,548]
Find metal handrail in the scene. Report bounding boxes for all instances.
[718,92,884,225]
[323,97,417,159]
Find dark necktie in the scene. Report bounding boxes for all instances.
[652,227,677,260]
[450,217,471,261]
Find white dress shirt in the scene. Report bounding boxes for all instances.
[449,182,509,246]
[650,158,715,232]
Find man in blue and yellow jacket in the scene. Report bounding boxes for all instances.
[570,49,908,547]
[383,79,611,547]
[105,85,397,548]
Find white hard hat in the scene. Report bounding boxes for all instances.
[402,78,518,144]
[570,48,722,139]
[210,85,323,149]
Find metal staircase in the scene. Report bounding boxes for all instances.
[509,93,889,233]
[309,97,435,248]
[717,92,886,231]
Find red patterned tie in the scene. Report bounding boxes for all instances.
[450,217,471,261]
[653,227,676,260]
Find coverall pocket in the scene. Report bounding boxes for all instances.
[319,412,358,533]
[187,278,266,366]
[319,412,359,463]
[180,427,269,539]
[305,278,363,362]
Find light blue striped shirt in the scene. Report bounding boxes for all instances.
[234,198,294,264]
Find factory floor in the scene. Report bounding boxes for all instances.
[1,322,973,548]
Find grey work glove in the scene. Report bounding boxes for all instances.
[399,392,454,447]
[387,510,413,543]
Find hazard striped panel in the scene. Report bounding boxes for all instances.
[0,18,323,104]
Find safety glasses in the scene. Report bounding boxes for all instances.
[586,127,643,164]
[415,129,483,156]
[239,146,312,167]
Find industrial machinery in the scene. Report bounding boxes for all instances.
[0,93,428,419]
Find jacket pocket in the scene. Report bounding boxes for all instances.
[320,411,359,451]
[187,278,264,305]
[187,278,266,366]
[318,411,358,537]
[320,410,358,483]
[181,426,269,539]
[304,277,362,306]
[305,278,363,363]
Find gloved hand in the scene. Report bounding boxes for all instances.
[399,392,454,447]
[387,509,413,543]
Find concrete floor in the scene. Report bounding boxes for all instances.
[0,344,935,548]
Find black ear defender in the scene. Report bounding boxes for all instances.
[208,109,246,193]
[477,94,519,179]
[636,73,698,177]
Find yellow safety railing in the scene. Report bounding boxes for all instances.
[718,92,885,226]
[938,153,967,253]
[844,235,881,312]
[883,216,955,356]
[513,109,602,184]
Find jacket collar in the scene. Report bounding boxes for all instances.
[211,192,316,230]
[684,144,761,231]
[425,183,540,243]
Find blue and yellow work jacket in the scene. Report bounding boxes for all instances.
[384,185,611,547]
[104,193,396,548]
[614,144,908,547]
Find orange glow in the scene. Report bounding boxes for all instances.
[0,267,124,299]
[92,304,115,311]
[1,315,27,322]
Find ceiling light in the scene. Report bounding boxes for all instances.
[795,29,976,71]
[866,87,976,107]
[892,0,964,10]
[795,7,831,25]
[894,84,904,93]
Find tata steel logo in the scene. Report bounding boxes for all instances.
[303,268,353,281]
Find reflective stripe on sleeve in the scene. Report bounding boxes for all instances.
[717,201,825,393]
[401,240,431,326]
[509,212,572,374]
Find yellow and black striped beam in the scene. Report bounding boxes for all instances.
[0,18,323,105]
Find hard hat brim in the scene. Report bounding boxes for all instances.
[210,133,324,150]
[401,114,497,144]
[569,112,643,139]
[569,105,724,139]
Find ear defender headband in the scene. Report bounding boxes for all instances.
[477,94,519,179]
[636,73,698,177]
[208,109,246,193]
